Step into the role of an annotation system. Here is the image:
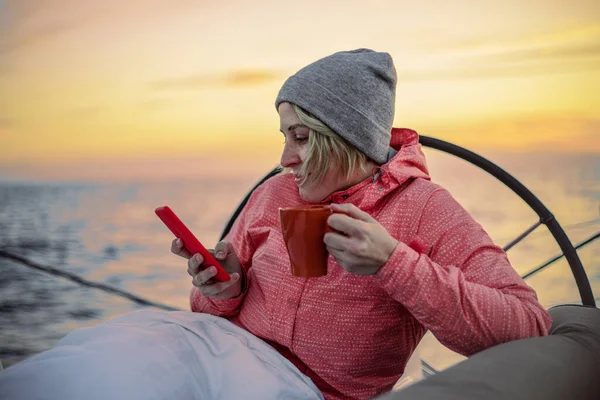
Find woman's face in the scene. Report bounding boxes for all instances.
[278,102,371,203]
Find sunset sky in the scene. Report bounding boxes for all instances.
[0,0,599,181]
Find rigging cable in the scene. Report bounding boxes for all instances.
[0,230,597,312]
[0,249,180,311]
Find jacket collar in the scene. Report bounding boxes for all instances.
[322,128,430,209]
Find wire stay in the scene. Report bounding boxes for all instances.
[0,249,181,312]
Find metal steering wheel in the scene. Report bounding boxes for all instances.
[220,136,596,307]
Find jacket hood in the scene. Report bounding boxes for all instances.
[384,127,430,184]
[322,128,430,208]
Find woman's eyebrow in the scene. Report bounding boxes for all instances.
[280,123,308,134]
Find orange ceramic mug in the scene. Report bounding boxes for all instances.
[279,205,337,277]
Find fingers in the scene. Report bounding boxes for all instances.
[214,241,234,260]
[187,253,205,277]
[326,247,352,266]
[323,232,345,251]
[171,238,193,259]
[195,271,241,298]
[331,203,374,222]
[327,213,365,238]
[192,264,215,285]
[324,232,363,255]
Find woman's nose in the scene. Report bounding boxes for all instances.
[280,144,300,168]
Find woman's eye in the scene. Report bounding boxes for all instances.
[282,135,307,145]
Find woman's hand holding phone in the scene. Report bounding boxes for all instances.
[172,239,244,300]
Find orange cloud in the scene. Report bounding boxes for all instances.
[0,118,12,135]
[0,21,73,55]
[399,25,600,82]
[419,116,600,153]
[150,69,284,91]
[399,59,598,82]
[65,105,109,118]
[458,25,600,66]
[0,1,76,56]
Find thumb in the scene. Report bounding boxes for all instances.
[214,241,235,260]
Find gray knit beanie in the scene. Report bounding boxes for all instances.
[275,48,397,165]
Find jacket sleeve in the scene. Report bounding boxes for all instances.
[190,193,257,318]
[375,187,552,356]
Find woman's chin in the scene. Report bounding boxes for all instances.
[298,188,324,204]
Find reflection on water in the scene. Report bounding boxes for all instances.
[0,152,598,370]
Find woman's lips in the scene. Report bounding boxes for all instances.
[293,172,311,186]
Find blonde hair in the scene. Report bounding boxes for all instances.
[292,104,369,188]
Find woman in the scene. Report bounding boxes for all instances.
[176,49,552,399]
[0,49,551,400]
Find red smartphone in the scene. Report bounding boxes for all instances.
[155,206,230,282]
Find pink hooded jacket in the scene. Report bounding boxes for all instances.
[191,128,552,400]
